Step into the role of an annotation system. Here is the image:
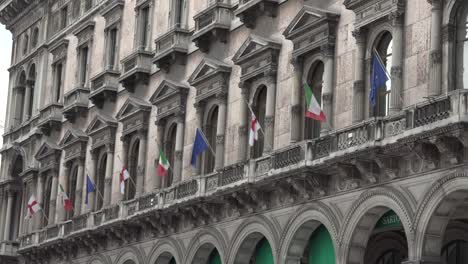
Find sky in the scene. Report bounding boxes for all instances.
[0,25,11,144]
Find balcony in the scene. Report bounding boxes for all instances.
[234,0,279,29]
[62,87,90,122]
[192,1,232,52]
[153,27,191,73]
[119,50,154,92]
[16,90,468,258]
[37,103,63,135]
[89,70,120,108]
[0,240,19,258]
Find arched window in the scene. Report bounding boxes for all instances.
[305,61,324,140]
[373,31,393,117]
[165,124,177,187]
[28,64,36,118]
[204,106,218,174]
[96,153,107,209]
[22,34,29,55]
[54,62,63,103]
[442,240,468,264]
[31,27,39,48]
[66,166,78,220]
[43,176,53,227]
[251,238,274,264]
[126,140,139,200]
[16,71,27,124]
[252,86,267,159]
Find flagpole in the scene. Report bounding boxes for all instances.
[373,49,391,79]
[41,209,49,224]
[197,128,216,156]
[242,98,266,136]
[117,155,138,189]
[85,168,105,203]
[155,139,171,173]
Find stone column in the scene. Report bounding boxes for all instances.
[48,172,58,224]
[155,122,165,189]
[352,29,367,123]
[290,58,303,142]
[35,174,45,229]
[86,151,97,212]
[0,191,5,240]
[136,130,147,196]
[321,44,335,133]
[22,83,32,121]
[174,116,185,182]
[194,103,204,175]
[428,0,443,96]
[104,144,114,205]
[215,93,227,170]
[264,74,277,153]
[238,85,250,162]
[74,159,85,216]
[389,12,404,114]
[3,190,14,240]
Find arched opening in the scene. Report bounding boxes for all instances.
[43,176,53,227]
[251,238,273,264]
[96,153,107,210]
[305,61,324,140]
[204,106,218,174]
[31,27,39,48]
[372,31,393,117]
[123,261,136,264]
[234,233,274,264]
[165,124,177,187]
[208,249,221,264]
[363,210,408,264]
[9,156,23,239]
[252,86,267,159]
[15,71,27,124]
[126,139,139,200]
[190,242,222,264]
[66,165,78,220]
[28,64,36,119]
[22,34,29,55]
[154,252,176,264]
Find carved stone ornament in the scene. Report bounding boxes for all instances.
[344,0,405,30]
[150,79,189,123]
[86,112,117,151]
[116,96,152,137]
[72,20,95,47]
[233,34,281,84]
[100,0,125,29]
[59,128,89,162]
[283,5,339,60]
[35,140,61,174]
[188,57,231,104]
[49,39,69,64]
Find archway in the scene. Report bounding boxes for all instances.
[233,233,274,264]
[154,252,176,264]
[27,64,36,119]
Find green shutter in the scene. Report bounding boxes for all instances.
[308,225,335,264]
[208,249,222,264]
[254,238,274,264]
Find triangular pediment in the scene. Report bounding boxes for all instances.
[116,96,152,121]
[151,80,190,106]
[59,128,88,147]
[233,35,281,64]
[35,141,60,161]
[86,112,118,135]
[284,6,339,40]
[188,58,231,86]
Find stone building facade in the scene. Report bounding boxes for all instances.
[0,0,467,263]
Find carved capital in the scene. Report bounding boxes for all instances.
[175,150,183,160]
[216,135,225,145]
[105,143,114,154]
[291,104,302,118]
[389,11,404,26]
[290,57,303,70]
[391,66,403,79]
[216,92,228,105]
[194,102,205,113]
[427,0,442,9]
[138,128,148,138]
[353,80,365,93]
[264,116,274,128]
[352,28,367,44]
[155,118,166,127]
[320,44,335,58]
[442,24,456,42]
[238,125,248,136]
[322,93,333,103]
[430,50,442,64]
[105,178,112,185]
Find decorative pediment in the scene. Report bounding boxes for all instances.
[283,6,339,59]
[344,0,405,30]
[73,20,95,46]
[86,112,118,136]
[35,141,60,162]
[101,0,125,28]
[50,39,69,63]
[151,80,189,123]
[233,35,281,83]
[59,128,88,148]
[188,58,231,104]
[116,96,151,137]
[60,128,89,162]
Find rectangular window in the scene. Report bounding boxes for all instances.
[79,46,89,86]
[175,0,184,26]
[60,6,68,29]
[139,6,150,49]
[108,28,118,69]
[54,63,63,102]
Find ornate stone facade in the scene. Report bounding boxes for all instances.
[0,0,467,264]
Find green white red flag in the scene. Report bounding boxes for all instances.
[157,148,170,177]
[59,184,73,212]
[304,83,326,121]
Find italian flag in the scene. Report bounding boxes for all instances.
[59,184,73,212]
[120,160,130,194]
[26,195,41,218]
[157,148,170,177]
[304,83,326,121]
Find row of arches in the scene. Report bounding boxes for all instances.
[81,171,468,264]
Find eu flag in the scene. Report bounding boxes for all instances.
[191,128,209,167]
[370,54,389,107]
[85,174,96,205]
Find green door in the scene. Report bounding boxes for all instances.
[308,225,335,264]
[254,238,274,264]
[208,249,222,264]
